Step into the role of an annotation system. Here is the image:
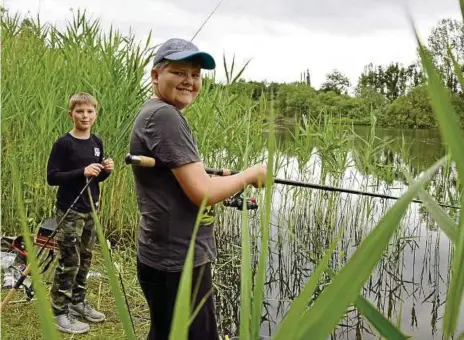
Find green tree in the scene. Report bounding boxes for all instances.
[277,83,318,117]
[384,86,432,128]
[356,86,389,121]
[426,18,464,94]
[356,62,425,101]
[384,85,464,128]
[320,69,351,95]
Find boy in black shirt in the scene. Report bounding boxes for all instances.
[46,92,113,334]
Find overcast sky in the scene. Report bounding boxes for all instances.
[4,0,462,89]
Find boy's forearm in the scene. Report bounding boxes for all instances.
[47,168,85,185]
[203,173,249,205]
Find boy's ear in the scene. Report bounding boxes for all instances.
[151,68,159,85]
[67,110,73,119]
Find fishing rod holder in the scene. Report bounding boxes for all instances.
[223,190,258,211]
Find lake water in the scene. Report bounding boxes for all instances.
[213,126,463,339]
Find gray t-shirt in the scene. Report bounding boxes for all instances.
[129,98,217,271]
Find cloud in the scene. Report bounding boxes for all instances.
[4,0,462,88]
[153,0,461,35]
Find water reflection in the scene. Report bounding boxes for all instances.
[352,126,445,173]
[212,127,462,339]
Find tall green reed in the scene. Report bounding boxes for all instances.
[250,93,275,340]
[88,188,136,339]
[8,144,60,340]
[168,199,210,340]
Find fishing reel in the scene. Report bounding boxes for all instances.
[223,190,258,211]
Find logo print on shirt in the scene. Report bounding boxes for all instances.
[94,147,100,157]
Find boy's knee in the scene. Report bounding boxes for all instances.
[55,270,79,290]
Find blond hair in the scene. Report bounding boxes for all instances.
[68,92,98,112]
[153,60,170,70]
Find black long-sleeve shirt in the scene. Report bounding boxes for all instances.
[47,133,110,213]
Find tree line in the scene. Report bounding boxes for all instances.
[224,18,464,128]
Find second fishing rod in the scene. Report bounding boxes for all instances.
[0,95,141,314]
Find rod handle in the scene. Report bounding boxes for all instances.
[0,264,31,312]
[125,154,156,167]
[125,154,238,177]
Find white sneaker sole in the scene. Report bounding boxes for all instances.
[70,309,106,323]
[56,324,90,334]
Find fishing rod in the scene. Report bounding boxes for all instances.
[190,0,226,41]
[1,0,227,316]
[125,155,259,210]
[124,154,461,210]
[1,178,95,312]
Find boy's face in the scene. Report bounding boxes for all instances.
[152,61,202,110]
[68,103,97,132]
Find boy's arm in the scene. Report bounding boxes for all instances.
[47,140,84,186]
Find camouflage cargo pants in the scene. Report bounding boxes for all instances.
[50,208,96,316]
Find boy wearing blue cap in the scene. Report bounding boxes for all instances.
[129,38,267,340]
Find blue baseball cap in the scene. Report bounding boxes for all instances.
[152,38,216,70]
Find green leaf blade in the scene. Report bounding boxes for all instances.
[9,158,61,340]
[169,199,208,340]
[273,233,341,340]
[405,170,457,243]
[251,95,275,340]
[412,16,464,337]
[354,295,408,340]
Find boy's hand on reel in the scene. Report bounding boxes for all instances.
[223,190,259,211]
[84,163,104,177]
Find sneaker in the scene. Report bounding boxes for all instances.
[55,313,90,334]
[69,301,106,323]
